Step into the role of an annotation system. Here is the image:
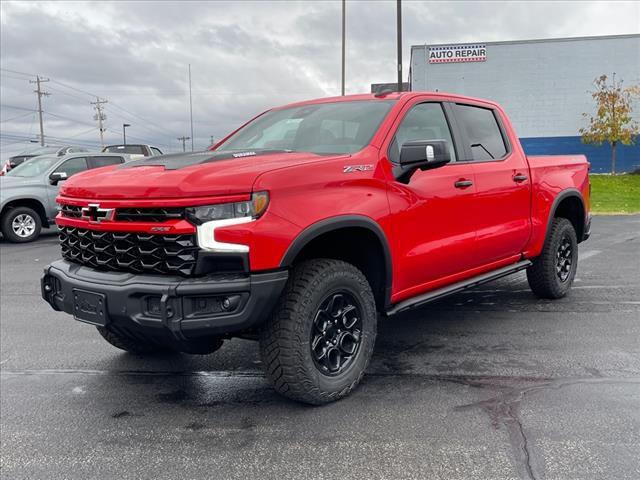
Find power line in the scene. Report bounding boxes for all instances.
[107,101,176,137]
[44,111,96,129]
[0,104,38,112]
[0,111,35,123]
[0,67,34,77]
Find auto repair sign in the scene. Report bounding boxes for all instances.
[429,44,487,63]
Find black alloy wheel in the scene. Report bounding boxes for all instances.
[556,235,573,282]
[310,292,363,376]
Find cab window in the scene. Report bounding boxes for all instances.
[390,103,456,163]
[454,104,508,161]
[57,157,88,177]
[89,156,125,168]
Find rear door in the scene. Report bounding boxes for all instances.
[385,100,478,297]
[452,103,531,266]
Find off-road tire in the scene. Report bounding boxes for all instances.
[259,259,377,405]
[96,326,170,354]
[1,206,42,243]
[527,217,578,299]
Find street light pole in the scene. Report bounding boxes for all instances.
[397,0,403,92]
[123,123,130,145]
[341,0,346,96]
[188,64,194,151]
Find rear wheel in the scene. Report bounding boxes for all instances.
[527,217,578,299]
[1,206,42,243]
[259,259,377,405]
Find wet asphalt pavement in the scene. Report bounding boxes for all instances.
[1,216,639,480]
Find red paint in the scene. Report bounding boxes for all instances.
[56,92,590,307]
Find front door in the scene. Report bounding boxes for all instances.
[385,101,478,300]
[46,156,89,219]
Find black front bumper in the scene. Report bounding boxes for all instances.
[42,260,288,341]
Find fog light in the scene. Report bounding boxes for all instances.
[222,297,231,310]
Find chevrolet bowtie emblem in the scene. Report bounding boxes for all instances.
[81,204,115,223]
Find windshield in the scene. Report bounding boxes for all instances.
[6,155,60,177]
[219,100,395,155]
[18,146,61,156]
[103,145,145,154]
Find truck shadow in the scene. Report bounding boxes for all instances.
[96,275,544,409]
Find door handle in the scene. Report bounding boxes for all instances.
[454,179,473,188]
[513,173,528,183]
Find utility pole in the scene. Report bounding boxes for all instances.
[91,97,108,148]
[397,0,403,92]
[178,136,190,152]
[341,0,346,95]
[123,123,130,145]
[210,135,215,146]
[30,75,50,146]
[188,64,194,151]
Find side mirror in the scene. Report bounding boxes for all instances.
[395,140,452,184]
[49,171,68,185]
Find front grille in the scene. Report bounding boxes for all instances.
[59,226,198,276]
[60,206,185,222]
[115,207,184,222]
[60,205,83,218]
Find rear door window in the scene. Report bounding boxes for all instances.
[454,104,508,161]
[89,156,125,168]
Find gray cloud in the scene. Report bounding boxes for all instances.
[1,0,638,160]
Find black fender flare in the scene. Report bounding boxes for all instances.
[545,188,586,241]
[280,215,393,309]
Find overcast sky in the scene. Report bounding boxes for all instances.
[1,0,638,159]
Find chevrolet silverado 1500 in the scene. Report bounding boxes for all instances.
[42,92,591,404]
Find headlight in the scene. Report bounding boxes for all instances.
[187,191,269,225]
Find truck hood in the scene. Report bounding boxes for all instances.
[0,175,42,189]
[60,150,333,199]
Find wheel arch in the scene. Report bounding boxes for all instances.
[1,198,49,227]
[547,189,586,243]
[280,215,393,311]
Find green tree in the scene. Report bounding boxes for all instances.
[580,74,639,174]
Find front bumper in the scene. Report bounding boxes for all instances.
[41,259,288,341]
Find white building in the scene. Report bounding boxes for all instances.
[410,34,640,172]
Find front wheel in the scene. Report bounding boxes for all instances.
[259,259,377,405]
[1,206,42,243]
[527,217,578,299]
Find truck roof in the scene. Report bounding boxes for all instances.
[272,91,502,111]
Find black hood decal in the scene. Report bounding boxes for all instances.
[119,150,287,171]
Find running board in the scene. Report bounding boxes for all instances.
[386,260,532,316]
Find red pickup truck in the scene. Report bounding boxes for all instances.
[42,92,591,404]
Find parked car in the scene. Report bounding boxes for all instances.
[42,92,591,404]
[1,153,129,242]
[102,144,162,159]
[0,145,90,175]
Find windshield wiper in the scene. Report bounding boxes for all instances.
[471,143,495,159]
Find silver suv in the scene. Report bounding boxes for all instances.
[0,153,128,242]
